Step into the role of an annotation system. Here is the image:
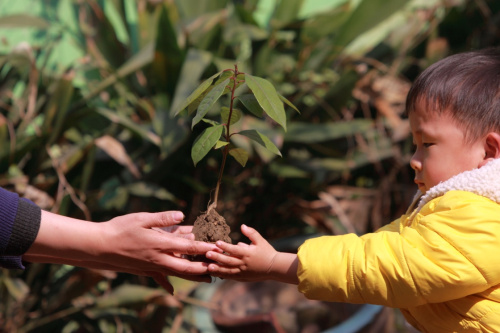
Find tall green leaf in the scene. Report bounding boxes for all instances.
[170,49,213,116]
[192,124,224,166]
[245,74,287,131]
[151,3,185,95]
[284,120,373,143]
[335,0,410,48]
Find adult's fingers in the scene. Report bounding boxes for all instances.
[150,272,174,294]
[139,211,185,229]
[160,225,193,234]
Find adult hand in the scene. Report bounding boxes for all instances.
[24,210,221,294]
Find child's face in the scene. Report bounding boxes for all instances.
[409,103,486,193]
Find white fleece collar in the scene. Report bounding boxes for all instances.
[416,158,500,212]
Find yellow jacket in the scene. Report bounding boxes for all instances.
[297,159,500,332]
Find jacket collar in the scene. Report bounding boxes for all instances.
[413,158,500,213]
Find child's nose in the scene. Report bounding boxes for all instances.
[410,152,422,171]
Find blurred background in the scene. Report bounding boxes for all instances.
[1,0,499,332]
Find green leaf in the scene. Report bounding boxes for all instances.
[238,129,282,157]
[192,124,224,166]
[237,94,264,117]
[126,182,178,203]
[279,94,300,114]
[83,41,156,103]
[229,147,248,167]
[335,0,410,48]
[96,108,161,146]
[3,277,29,301]
[95,285,165,308]
[173,71,222,116]
[215,140,229,149]
[221,107,242,125]
[0,14,50,28]
[192,78,230,129]
[245,74,287,131]
[170,49,213,117]
[284,120,373,143]
[201,118,220,126]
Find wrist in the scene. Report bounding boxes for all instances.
[269,252,299,285]
[25,210,103,262]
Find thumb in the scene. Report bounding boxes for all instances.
[241,224,264,245]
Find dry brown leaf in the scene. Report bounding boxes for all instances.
[95,135,141,178]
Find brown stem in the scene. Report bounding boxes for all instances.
[212,64,239,209]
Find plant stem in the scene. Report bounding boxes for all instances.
[212,64,239,209]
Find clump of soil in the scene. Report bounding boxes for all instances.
[192,208,232,244]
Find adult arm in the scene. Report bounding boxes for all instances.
[23,210,221,293]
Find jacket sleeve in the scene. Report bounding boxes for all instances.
[296,191,500,308]
[0,187,41,269]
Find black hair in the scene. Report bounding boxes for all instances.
[406,47,500,143]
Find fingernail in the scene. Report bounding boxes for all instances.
[173,211,184,222]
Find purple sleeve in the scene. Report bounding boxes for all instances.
[0,187,41,269]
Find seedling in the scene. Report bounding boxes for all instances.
[173,64,298,243]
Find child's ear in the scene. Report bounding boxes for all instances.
[479,132,500,167]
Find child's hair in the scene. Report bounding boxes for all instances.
[405,47,500,143]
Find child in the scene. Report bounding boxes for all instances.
[205,47,500,332]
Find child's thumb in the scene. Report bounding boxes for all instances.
[241,224,263,244]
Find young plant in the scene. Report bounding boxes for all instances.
[173,64,298,243]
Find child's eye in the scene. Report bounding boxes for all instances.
[423,143,434,148]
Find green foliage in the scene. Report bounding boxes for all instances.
[177,67,291,167]
[1,0,499,331]
[176,64,294,205]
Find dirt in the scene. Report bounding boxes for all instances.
[192,208,232,244]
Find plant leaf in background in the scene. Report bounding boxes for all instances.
[334,0,410,49]
[172,70,222,116]
[94,135,141,179]
[170,48,214,116]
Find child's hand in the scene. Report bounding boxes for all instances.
[206,224,278,282]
